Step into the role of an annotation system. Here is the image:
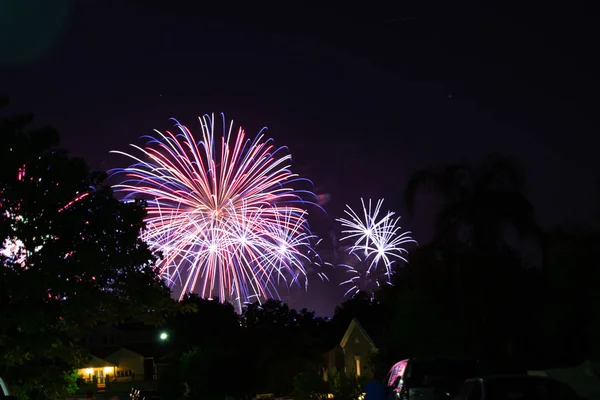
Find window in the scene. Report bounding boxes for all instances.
[355,356,361,377]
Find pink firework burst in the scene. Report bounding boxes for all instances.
[110,114,319,311]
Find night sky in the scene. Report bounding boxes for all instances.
[2,1,598,315]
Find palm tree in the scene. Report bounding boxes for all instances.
[405,154,540,263]
[404,154,542,364]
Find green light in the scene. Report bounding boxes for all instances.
[159,332,168,341]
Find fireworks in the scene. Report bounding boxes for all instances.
[336,198,416,296]
[110,114,318,310]
[339,263,393,299]
[304,238,331,283]
[1,165,91,267]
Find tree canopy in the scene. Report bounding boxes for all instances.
[0,102,177,399]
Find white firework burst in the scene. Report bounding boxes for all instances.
[336,198,416,295]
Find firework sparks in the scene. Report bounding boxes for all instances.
[336,198,416,296]
[339,263,394,299]
[1,165,92,267]
[110,114,318,310]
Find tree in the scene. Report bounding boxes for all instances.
[293,365,329,400]
[402,155,542,366]
[328,292,381,346]
[405,154,539,254]
[327,368,364,400]
[374,254,483,375]
[181,345,244,400]
[241,300,329,395]
[0,103,178,399]
[541,226,600,365]
[162,295,248,399]
[167,294,240,353]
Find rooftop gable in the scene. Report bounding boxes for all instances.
[340,318,377,351]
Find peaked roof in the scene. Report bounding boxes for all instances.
[105,347,145,361]
[340,318,377,351]
[83,354,117,368]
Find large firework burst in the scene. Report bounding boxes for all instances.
[336,198,416,296]
[110,114,318,310]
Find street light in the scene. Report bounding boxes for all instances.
[159,331,168,341]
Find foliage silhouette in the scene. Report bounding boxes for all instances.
[0,102,178,399]
[293,365,329,400]
[241,299,329,395]
[380,155,545,369]
[405,154,539,253]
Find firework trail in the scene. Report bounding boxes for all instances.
[304,237,332,284]
[110,114,319,311]
[336,198,416,297]
[339,263,393,299]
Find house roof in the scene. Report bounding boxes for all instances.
[340,318,377,351]
[90,346,122,359]
[83,354,117,368]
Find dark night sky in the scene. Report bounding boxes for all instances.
[2,1,599,315]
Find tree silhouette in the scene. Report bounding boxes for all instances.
[241,300,328,395]
[405,154,539,254]
[167,294,240,352]
[0,102,177,399]
[328,292,381,347]
[541,226,600,365]
[400,155,542,368]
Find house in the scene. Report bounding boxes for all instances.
[76,354,117,383]
[325,318,377,381]
[77,348,146,384]
[77,323,173,393]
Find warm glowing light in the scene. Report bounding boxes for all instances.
[110,114,320,310]
[85,368,93,375]
[103,367,113,374]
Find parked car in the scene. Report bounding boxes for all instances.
[456,375,580,400]
[387,357,480,400]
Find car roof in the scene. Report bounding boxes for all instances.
[466,375,556,383]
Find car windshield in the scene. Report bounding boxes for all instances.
[485,377,578,400]
[408,359,479,387]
